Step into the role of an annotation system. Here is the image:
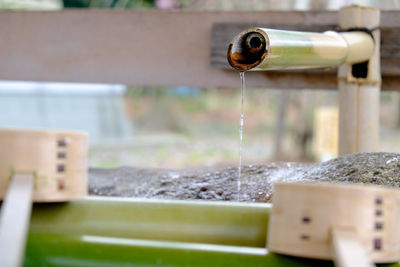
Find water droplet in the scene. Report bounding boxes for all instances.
[238,71,246,201]
[168,172,180,179]
[386,158,398,165]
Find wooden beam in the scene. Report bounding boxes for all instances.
[0,10,399,90]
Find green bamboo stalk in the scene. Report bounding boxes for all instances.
[25,232,336,267]
[29,197,270,247]
[24,197,400,266]
[227,28,374,71]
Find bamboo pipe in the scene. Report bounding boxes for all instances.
[24,198,338,267]
[338,6,381,155]
[25,232,334,267]
[29,197,271,248]
[227,28,374,71]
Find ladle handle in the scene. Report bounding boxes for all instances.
[332,227,375,267]
[0,173,34,267]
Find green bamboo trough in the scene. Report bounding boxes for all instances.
[24,197,400,267]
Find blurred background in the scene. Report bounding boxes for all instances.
[1,0,399,169]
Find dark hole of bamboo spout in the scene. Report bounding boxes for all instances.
[246,33,264,53]
[227,30,268,71]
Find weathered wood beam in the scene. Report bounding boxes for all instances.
[0,10,399,90]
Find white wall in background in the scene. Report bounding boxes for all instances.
[0,81,133,144]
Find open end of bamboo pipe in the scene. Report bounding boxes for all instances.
[227,28,269,71]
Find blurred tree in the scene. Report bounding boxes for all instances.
[63,0,90,7]
[63,0,155,8]
[125,0,155,9]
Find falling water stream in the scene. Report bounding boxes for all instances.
[238,71,246,201]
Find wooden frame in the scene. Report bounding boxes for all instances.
[0,10,399,90]
[0,129,88,202]
[268,182,400,264]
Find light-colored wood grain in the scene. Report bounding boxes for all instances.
[313,106,338,157]
[332,227,374,267]
[358,84,380,152]
[268,182,400,263]
[338,6,380,155]
[338,81,358,154]
[0,128,88,202]
[0,173,34,267]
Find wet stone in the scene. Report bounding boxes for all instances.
[200,186,208,192]
[89,152,400,203]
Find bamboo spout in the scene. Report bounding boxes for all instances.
[227,28,374,71]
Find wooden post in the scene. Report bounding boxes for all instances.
[332,227,374,267]
[338,6,381,155]
[0,174,34,267]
